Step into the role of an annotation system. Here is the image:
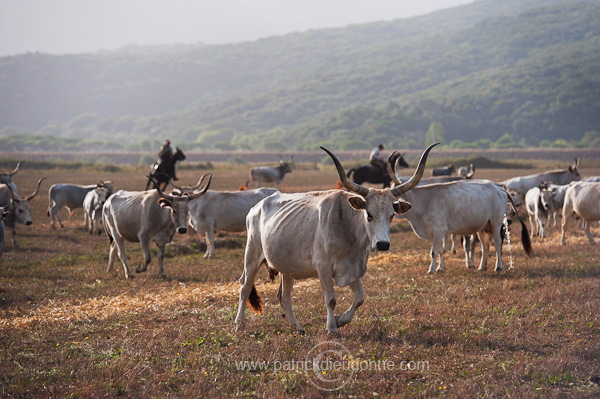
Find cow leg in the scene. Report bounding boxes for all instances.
[430,233,445,273]
[204,223,216,258]
[135,239,152,274]
[318,269,339,333]
[583,220,597,245]
[560,205,573,245]
[463,235,476,269]
[156,243,167,278]
[335,278,364,328]
[528,213,537,237]
[279,274,304,332]
[537,211,547,238]
[235,243,264,331]
[48,204,63,229]
[111,238,134,279]
[107,242,118,274]
[450,234,459,254]
[10,225,18,249]
[477,232,491,271]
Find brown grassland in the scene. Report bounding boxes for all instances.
[1,160,599,398]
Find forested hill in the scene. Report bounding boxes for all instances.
[1,0,600,152]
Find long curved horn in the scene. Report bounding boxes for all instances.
[189,173,212,200]
[191,173,210,190]
[321,147,369,197]
[9,162,22,176]
[387,151,402,185]
[26,177,47,201]
[391,143,439,197]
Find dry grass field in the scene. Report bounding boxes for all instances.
[1,161,599,398]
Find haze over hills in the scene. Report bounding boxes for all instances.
[1,0,600,152]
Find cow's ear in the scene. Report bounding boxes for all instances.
[348,196,366,210]
[393,199,412,215]
[158,198,172,208]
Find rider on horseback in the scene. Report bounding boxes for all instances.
[369,144,386,172]
[154,139,178,180]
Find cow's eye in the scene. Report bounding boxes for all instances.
[367,212,374,222]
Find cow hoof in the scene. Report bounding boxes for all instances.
[427,270,436,274]
[126,274,135,279]
[135,266,147,273]
[159,274,168,280]
[467,264,475,269]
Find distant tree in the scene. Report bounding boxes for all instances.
[425,122,444,146]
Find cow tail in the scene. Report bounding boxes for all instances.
[102,216,113,244]
[507,192,533,256]
[248,285,264,314]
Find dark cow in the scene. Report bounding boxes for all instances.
[432,164,456,176]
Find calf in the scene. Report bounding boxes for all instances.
[102,177,211,279]
[540,183,570,228]
[524,186,553,238]
[560,182,600,245]
[83,187,110,235]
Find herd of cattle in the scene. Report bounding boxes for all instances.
[1,147,599,332]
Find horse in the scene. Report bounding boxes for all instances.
[346,152,409,188]
[145,147,186,190]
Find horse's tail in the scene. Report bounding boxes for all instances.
[248,285,264,314]
[346,168,356,179]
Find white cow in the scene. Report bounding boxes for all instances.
[524,186,554,238]
[540,183,570,228]
[186,187,278,258]
[389,177,532,273]
[48,181,113,228]
[501,159,581,204]
[235,145,436,334]
[102,177,211,279]
[249,157,293,188]
[0,178,46,249]
[83,187,110,235]
[560,182,600,245]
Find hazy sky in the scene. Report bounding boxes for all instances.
[0,0,475,56]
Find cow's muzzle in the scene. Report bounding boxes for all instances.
[376,241,390,251]
[25,220,32,226]
[177,226,188,234]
